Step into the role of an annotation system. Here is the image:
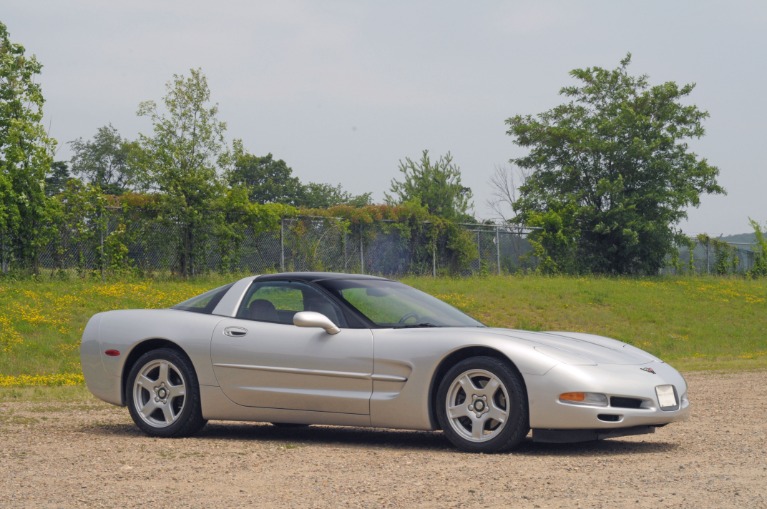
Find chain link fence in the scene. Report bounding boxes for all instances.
[19,214,761,277]
[32,215,537,277]
[663,239,757,275]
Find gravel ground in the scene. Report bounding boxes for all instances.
[1,371,766,509]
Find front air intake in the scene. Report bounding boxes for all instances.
[610,396,643,409]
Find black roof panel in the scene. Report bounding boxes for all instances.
[254,272,391,283]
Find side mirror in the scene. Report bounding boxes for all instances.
[293,311,341,335]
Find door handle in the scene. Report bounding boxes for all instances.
[224,327,248,337]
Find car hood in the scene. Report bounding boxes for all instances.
[482,328,661,366]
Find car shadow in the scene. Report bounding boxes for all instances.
[84,421,679,455]
[201,422,453,452]
[513,437,679,456]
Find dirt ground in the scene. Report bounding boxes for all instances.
[1,371,765,509]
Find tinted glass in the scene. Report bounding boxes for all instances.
[320,279,484,328]
[237,280,347,326]
[172,284,234,314]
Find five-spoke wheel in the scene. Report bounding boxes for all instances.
[127,348,206,437]
[436,356,528,453]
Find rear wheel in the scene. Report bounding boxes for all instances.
[127,348,207,437]
[436,356,529,453]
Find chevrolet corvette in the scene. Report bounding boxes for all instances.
[80,272,689,452]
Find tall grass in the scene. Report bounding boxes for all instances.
[1,275,765,388]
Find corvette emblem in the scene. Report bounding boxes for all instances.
[640,367,656,374]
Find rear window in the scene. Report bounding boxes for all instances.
[172,284,233,314]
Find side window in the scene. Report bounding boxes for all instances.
[172,283,234,314]
[236,281,346,327]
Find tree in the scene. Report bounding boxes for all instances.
[488,164,530,226]
[506,54,724,275]
[386,150,473,222]
[45,161,71,196]
[136,68,227,276]
[69,124,138,195]
[299,182,372,209]
[228,140,303,205]
[0,21,57,272]
[214,186,286,272]
[748,219,767,278]
[53,179,108,274]
[228,141,372,208]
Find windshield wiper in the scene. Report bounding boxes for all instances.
[399,322,440,328]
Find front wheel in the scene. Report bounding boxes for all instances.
[436,356,529,453]
[127,348,207,437]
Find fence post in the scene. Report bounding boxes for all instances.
[432,238,436,277]
[280,218,285,272]
[359,225,365,274]
[477,230,481,274]
[496,225,501,275]
[100,212,105,282]
[343,229,347,272]
[1,235,6,273]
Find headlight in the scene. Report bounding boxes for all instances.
[559,392,608,407]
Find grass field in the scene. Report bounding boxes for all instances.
[1,274,765,389]
[407,276,767,371]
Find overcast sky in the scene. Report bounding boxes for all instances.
[3,1,766,235]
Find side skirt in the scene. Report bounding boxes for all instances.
[200,385,372,427]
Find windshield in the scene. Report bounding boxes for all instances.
[319,279,484,328]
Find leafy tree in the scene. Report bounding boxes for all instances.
[228,140,303,205]
[748,219,767,278]
[0,21,57,272]
[53,179,108,274]
[227,140,372,209]
[215,186,288,272]
[344,191,374,208]
[295,203,475,275]
[136,68,227,276]
[299,182,372,209]
[386,150,473,222]
[45,161,71,197]
[69,124,138,195]
[506,54,724,275]
[523,205,579,274]
[228,141,372,208]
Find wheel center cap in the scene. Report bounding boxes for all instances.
[157,388,168,399]
[468,395,489,417]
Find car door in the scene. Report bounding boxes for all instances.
[210,280,374,415]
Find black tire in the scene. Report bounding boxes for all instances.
[126,348,207,438]
[436,356,529,453]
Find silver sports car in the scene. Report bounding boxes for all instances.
[81,272,689,453]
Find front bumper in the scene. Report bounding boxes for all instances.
[526,362,690,431]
